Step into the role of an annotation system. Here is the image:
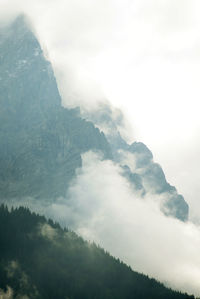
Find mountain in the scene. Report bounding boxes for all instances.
[0,16,111,200]
[0,15,189,221]
[0,204,194,299]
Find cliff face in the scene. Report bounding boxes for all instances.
[0,16,112,199]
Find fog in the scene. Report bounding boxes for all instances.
[23,152,200,296]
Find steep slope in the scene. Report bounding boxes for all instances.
[0,16,111,199]
[0,205,194,299]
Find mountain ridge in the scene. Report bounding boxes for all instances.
[0,15,188,221]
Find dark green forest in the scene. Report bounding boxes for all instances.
[0,205,194,299]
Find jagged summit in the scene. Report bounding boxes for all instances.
[0,16,112,199]
[0,14,61,114]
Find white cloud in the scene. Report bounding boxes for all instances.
[39,223,57,241]
[4,152,200,295]
[46,152,200,296]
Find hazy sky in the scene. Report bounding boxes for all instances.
[0,0,199,219]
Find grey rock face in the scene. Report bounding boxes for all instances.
[0,16,112,199]
[119,141,189,221]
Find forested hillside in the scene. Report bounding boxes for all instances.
[0,205,194,299]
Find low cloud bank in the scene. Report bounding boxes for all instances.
[4,152,200,296]
[44,152,200,296]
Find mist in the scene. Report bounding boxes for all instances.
[12,152,200,296]
[52,152,200,296]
